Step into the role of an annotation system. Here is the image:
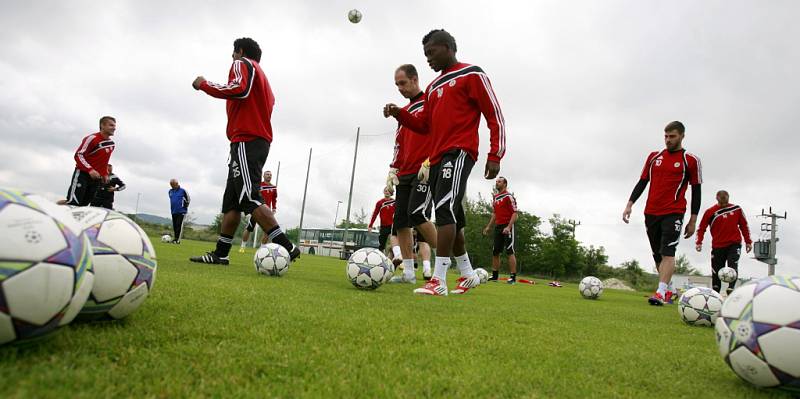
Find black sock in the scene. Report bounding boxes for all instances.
[214,234,234,258]
[510,273,516,280]
[492,270,499,279]
[267,226,294,253]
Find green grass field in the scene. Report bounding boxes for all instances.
[0,238,793,398]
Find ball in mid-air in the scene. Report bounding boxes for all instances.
[160,234,172,243]
[69,207,157,321]
[678,287,723,326]
[579,276,603,299]
[254,243,291,277]
[474,268,489,284]
[715,275,800,390]
[346,248,391,290]
[718,266,738,284]
[347,9,362,24]
[0,188,94,345]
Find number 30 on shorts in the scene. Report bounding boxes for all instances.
[416,185,428,193]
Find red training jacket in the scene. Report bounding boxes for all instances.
[390,93,429,176]
[639,149,702,216]
[696,203,752,249]
[74,132,114,176]
[199,57,275,143]
[369,197,396,228]
[260,182,277,211]
[493,190,518,226]
[395,62,506,165]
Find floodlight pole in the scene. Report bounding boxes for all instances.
[134,192,141,222]
[343,127,360,256]
[298,148,312,234]
[568,219,581,239]
[275,161,281,186]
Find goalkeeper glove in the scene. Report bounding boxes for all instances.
[386,168,399,193]
[417,159,430,184]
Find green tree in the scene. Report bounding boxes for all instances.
[337,207,369,229]
[674,254,701,276]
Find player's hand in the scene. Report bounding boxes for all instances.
[367,227,373,233]
[192,76,206,90]
[484,160,500,179]
[695,244,702,252]
[386,168,399,193]
[746,243,752,253]
[88,169,102,180]
[622,204,632,224]
[482,226,490,236]
[502,226,511,235]
[683,222,696,239]
[417,159,430,184]
[383,104,400,118]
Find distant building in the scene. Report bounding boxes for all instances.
[672,274,713,290]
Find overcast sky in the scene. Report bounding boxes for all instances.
[1,0,798,278]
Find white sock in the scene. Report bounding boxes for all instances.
[455,253,474,277]
[423,260,431,273]
[667,281,674,291]
[403,260,415,279]
[240,240,246,248]
[392,246,402,259]
[657,282,668,295]
[433,257,450,283]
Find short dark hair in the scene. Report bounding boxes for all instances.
[498,176,508,185]
[396,64,418,79]
[664,121,685,134]
[234,37,262,62]
[99,116,116,128]
[422,29,457,52]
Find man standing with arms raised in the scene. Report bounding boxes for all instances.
[66,116,116,206]
[696,190,752,295]
[190,37,298,265]
[623,121,702,306]
[384,29,506,295]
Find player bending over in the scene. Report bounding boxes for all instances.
[696,190,752,295]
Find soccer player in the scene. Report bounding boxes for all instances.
[189,37,298,265]
[66,116,116,206]
[482,176,518,284]
[90,164,126,210]
[168,179,190,244]
[368,188,401,261]
[696,190,752,295]
[384,63,437,283]
[384,29,506,296]
[623,121,702,306]
[240,170,277,251]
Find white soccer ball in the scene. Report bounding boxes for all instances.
[160,234,172,243]
[382,260,395,284]
[678,287,723,327]
[579,276,603,299]
[0,189,94,345]
[715,276,800,390]
[475,268,489,284]
[347,9,362,23]
[69,207,157,321]
[346,248,391,290]
[718,267,738,284]
[254,243,290,277]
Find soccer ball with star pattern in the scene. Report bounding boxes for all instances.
[678,287,723,327]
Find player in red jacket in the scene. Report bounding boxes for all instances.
[384,29,506,296]
[368,188,401,261]
[190,38,298,265]
[696,190,752,295]
[483,177,518,284]
[240,170,278,251]
[66,116,116,206]
[384,64,437,284]
[623,121,702,306]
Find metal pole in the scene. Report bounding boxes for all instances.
[334,201,342,228]
[298,148,312,233]
[275,161,281,186]
[768,213,777,276]
[134,192,141,222]
[343,127,360,256]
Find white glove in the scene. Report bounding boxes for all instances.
[386,168,399,193]
[417,159,430,184]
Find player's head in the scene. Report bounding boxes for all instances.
[264,170,272,182]
[395,64,420,99]
[233,37,262,62]
[99,116,116,136]
[495,176,507,191]
[663,121,685,151]
[383,187,393,197]
[170,179,179,189]
[422,29,457,72]
[107,164,113,173]
[716,190,730,206]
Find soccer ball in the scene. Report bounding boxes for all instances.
[347,9,362,23]
[346,248,391,290]
[254,243,290,276]
[160,234,172,243]
[382,260,395,284]
[678,287,723,326]
[69,207,157,321]
[0,189,94,345]
[475,268,489,284]
[715,275,800,390]
[579,276,603,299]
[718,267,738,284]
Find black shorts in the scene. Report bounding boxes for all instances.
[90,198,114,210]
[645,213,683,264]
[66,169,101,207]
[378,225,392,250]
[493,224,515,255]
[394,173,433,229]
[222,139,270,214]
[430,149,475,229]
[712,244,741,272]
